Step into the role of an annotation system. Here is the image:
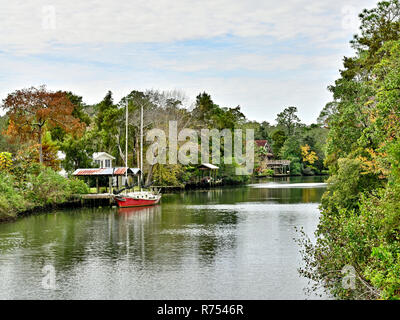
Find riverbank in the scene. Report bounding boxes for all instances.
[1,165,329,224]
[1,181,247,223]
[0,167,89,223]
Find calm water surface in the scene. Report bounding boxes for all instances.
[0,176,327,299]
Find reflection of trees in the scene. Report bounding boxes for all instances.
[0,210,107,272]
[301,188,317,203]
[196,226,237,265]
[158,205,238,266]
[0,178,330,297]
[0,182,325,278]
[115,204,239,267]
[248,186,325,204]
[163,187,251,206]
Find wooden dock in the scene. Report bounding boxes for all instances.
[81,193,114,199]
[78,193,115,207]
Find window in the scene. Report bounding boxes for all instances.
[105,159,111,168]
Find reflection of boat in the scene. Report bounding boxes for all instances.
[118,204,160,215]
[114,95,162,208]
[115,191,161,208]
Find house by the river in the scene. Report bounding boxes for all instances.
[255,140,291,176]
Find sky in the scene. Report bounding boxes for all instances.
[0,0,379,124]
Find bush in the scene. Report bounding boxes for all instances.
[69,177,89,194]
[220,162,251,185]
[300,159,399,300]
[321,158,382,213]
[0,152,13,172]
[0,164,90,220]
[302,166,315,176]
[290,160,302,176]
[261,169,274,176]
[25,167,71,206]
[0,173,26,220]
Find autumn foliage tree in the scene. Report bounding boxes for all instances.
[2,86,85,164]
[301,144,318,165]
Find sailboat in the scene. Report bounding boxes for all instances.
[114,102,162,208]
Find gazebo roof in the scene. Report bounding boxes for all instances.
[198,163,219,170]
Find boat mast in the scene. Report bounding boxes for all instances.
[125,101,128,194]
[140,103,143,191]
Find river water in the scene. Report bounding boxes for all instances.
[0,176,327,300]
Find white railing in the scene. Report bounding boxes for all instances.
[266,160,291,166]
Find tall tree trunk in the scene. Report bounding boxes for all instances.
[38,128,43,164]
[136,135,140,168]
[145,164,155,186]
[115,131,126,165]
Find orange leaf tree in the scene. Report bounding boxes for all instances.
[2,86,85,164]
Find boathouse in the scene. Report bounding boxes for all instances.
[265,160,291,175]
[255,140,291,176]
[72,167,141,193]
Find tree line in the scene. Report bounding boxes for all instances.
[300,0,400,300]
[0,87,328,188]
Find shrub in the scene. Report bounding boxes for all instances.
[321,158,383,213]
[300,161,400,300]
[0,166,90,219]
[290,160,302,176]
[68,177,89,194]
[261,169,274,176]
[302,166,315,176]
[0,152,13,172]
[25,167,71,206]
[0,173,25,220]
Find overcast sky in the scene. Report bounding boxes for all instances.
[0,0,379,124]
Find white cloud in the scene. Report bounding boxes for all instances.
[0,0,380,124]
[0,0,377,54]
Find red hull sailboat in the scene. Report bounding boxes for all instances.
[114,192,161,208]
[113,99,162,208]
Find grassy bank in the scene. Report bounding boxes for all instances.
[0,166,89,222]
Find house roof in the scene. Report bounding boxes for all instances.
[72,167,141,176]
[255,140,274,155]
[93,152,116,160]
[255,140,268,147]
[198,163,219,170]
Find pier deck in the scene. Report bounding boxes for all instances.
[81,193,114,199]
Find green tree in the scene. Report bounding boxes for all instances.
[271,129,287,157]
[300,0,400,300]
[276,106,301,136]
[280,136,302,175]
[61,130,97,172]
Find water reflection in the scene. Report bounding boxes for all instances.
[0,177,326,299]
